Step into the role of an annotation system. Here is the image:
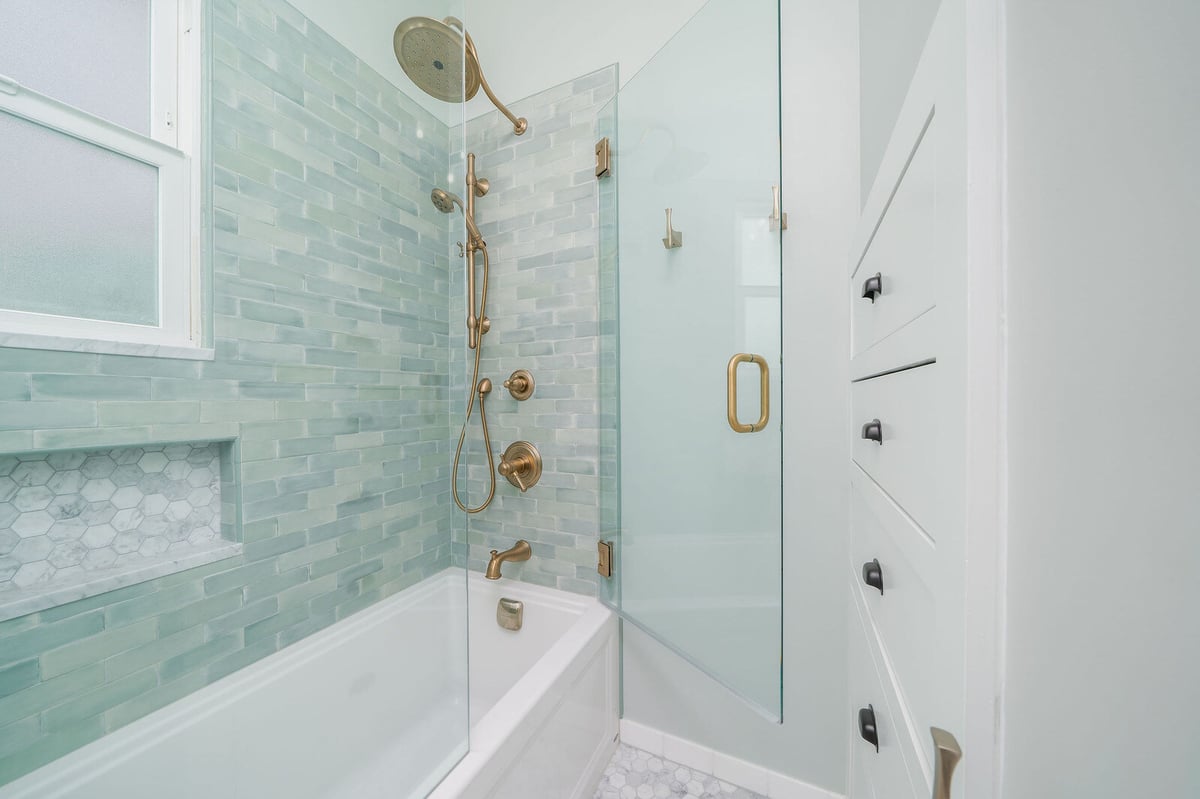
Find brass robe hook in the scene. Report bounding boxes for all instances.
[663,208,683,249]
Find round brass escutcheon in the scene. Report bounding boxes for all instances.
[498,440,542,492]
[503,369,535,401]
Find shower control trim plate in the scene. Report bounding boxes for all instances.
[504,369,535,400]
[498,441,542,492]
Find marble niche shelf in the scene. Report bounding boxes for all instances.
[0,442,241,622]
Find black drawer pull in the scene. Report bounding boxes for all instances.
[861,272,883,303]
[858,705,879,752]
[861,419,883,444]
[862,559,884,594]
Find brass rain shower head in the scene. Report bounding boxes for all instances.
[393,16,527,135]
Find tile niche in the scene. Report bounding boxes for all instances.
[0,442,240,621]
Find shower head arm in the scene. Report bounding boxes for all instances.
[463,32,528,136]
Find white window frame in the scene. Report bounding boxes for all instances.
[0,0,206,358]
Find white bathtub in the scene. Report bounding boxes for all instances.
[0,569,618,799]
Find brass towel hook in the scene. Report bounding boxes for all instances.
[663,208,683,249]
[770,185,788,231]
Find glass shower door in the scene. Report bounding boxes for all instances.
[599,0,783,719]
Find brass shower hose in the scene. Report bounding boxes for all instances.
[451,245,495,513]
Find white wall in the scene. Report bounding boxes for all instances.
[1003,2,1200,797]
[620,0,859,791]
[858,0,939,200]
[462,0,706,121]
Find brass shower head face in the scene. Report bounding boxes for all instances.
[393,16,481,103]
[430,187,460,214]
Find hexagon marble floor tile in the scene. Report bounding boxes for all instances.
[594,744,767,799]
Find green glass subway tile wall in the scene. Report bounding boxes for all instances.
[0,0,454,784]
[451,66,617,596]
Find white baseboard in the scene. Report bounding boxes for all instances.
[618,719,844,799]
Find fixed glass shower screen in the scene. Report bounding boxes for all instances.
[598,0,784,719]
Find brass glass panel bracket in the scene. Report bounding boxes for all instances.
[595,137,611,179]
[597,541,613,578]
[930,727,962,799]
[726,353,770,433]
[663,208,683,249]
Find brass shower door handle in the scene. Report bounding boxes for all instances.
[726,353,769,433]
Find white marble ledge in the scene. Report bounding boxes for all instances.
[0,541,242,623]
[0,332,216,361]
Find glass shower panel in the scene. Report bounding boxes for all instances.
[601,0,783,718]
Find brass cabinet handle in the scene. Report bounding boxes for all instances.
[930,727,962,799]
[727,353,769,433]
[862,272,883,302]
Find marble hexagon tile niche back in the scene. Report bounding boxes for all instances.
[0,443,223,593]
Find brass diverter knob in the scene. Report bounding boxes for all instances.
[503,369,535,400]
[498,441,542,492]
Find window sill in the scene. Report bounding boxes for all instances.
[0,332,214,362]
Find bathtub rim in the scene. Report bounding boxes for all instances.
[428,574,617,799]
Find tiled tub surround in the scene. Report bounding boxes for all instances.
[0,0,457,785]
[0,444,237,622]
[451,66,618,596]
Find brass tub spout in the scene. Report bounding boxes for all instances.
[486,540,531,580]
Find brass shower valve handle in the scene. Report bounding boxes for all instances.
[498,441,542,492]
[503,369,535,400]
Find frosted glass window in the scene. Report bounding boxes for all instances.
[0,0,152,134]
[0,112,159,326]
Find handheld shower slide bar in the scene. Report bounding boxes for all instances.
[431,153,497,513]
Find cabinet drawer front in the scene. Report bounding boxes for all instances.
[851,120,939,360]
[848,604,923,799]
[851,467,942,769]
[851,362,941,538]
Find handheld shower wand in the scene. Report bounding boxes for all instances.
[430,188,484,248]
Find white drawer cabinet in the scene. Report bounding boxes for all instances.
[850,121,939,361]
[850,363,942,538]
[850,468,944,777]
[845,0,992,796]
[849,590,925,799]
